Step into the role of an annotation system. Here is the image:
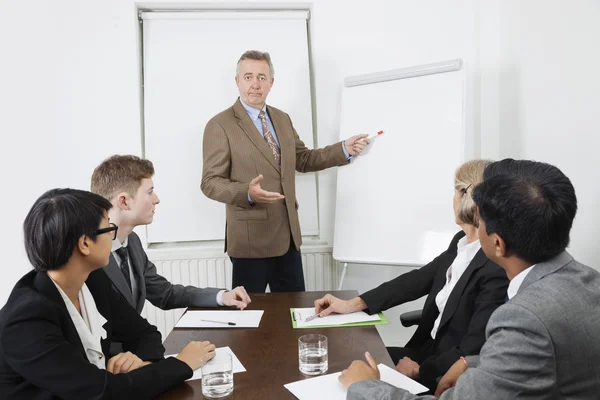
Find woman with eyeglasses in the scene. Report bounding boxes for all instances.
[0,188,214,399]
[314,160,509,392]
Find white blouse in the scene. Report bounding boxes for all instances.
[430,236,481,339]
[49,276,107,369]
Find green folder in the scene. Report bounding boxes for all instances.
[290,308,389,329]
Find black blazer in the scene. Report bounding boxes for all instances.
[360,231,508,389]
[0,269,192,400]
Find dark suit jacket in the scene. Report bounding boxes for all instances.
[360,231,508,389]
[104,231,222,314]
[0,269,192,400]
[201,99,349,258]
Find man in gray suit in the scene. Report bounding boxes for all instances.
[342,159,600,399]
[91,155,251,315]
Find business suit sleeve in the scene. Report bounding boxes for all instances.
[359,252,446,314]
[289,115,349,173]
[0,296,192,400]
[347,379,438,400]
[418,263,508,389]
[447,303,558,398]
[139,241,222,309]
[201,118,253,209]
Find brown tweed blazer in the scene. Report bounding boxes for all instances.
[201,99,349,258]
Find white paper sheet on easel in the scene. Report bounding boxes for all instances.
[284,364,428,399]
[166,346,246,381]
[293,307,381,328]
[175,310,264,328]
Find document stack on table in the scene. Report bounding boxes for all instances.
[290,307,388,329]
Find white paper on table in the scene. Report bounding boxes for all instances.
[175,310,264,328]
[166,346,246,381]
[284,363,428,399]
[293,307,381,328]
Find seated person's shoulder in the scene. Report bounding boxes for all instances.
[0,277,58,333]
[480,259,509,278]
[448,230,466,249]
[87,268,115,293]
[127,231,142,247]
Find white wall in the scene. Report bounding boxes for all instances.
[478,0,600,268]
[0,0,143,305]
[1,0,598,332]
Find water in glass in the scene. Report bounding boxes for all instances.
[201,371,233,398]
[299,346,328,375]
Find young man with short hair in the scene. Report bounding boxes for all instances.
[91,155,250,315]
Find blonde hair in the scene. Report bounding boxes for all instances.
[236,50,274,77]
[90,155,155,201]
[454,159,493,226]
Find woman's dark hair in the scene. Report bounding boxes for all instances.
[23,188,112,271]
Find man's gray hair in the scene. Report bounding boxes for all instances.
[236,50,275,77]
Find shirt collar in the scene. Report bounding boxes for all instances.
[47,276,107,369]
[457,236,482,259]
[111,236,128,252]
[239,97,267,122]
[507,264,536,299]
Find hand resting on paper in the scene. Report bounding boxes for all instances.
[313,294,368,317]
[222,286,251,309]
[339,351,381,389]
[176,341,216,371]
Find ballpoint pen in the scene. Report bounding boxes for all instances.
[200,319,236,326]
[304,314,319,323]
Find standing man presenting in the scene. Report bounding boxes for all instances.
[202,50,369,293]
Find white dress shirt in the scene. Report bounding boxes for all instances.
[49,276,107,369]
[431,236,482,339]
[507,264,536,300]
[111,237,225,306]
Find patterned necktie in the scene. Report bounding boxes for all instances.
[115,246,132,292]
[258,110,281,165]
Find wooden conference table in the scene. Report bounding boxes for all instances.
[158,290,394,399]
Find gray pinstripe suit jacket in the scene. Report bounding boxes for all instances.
[201,99,348,258]
[347,251,600,400]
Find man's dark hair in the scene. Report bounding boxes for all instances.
[473,159,577,264]
[23,188,113,271]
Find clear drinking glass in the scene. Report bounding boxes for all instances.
[298,334,328,375]
[201,352,233,398]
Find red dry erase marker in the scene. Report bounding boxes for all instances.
[363,130,384,141]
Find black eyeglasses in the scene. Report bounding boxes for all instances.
[95,223,118,240]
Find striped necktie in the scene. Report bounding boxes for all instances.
[258,110,281,165]
[115,246,132,292]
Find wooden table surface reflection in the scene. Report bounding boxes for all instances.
[157,290,393,399]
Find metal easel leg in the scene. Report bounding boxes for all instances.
[338,262,348,291]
